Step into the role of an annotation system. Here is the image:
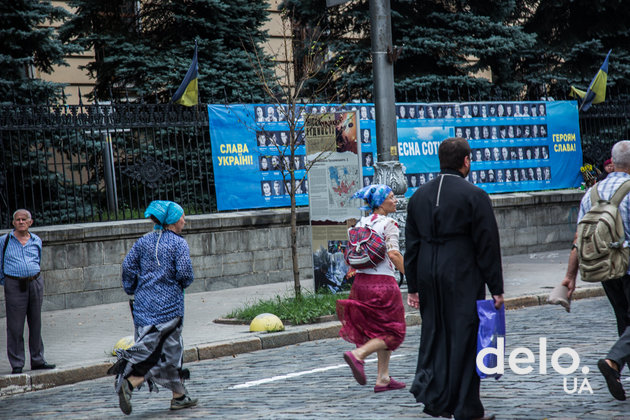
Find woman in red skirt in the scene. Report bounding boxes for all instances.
[337,184,406,392]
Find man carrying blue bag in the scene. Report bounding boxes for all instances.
[405,137,504,420]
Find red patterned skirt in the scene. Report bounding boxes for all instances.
[336,273,406,351]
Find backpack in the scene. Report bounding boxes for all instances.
[576,180,630,282]
[344,220,387,269]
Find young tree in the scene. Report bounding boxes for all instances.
[0,0,78,104]
[59,0,274,102]
[243,11,345,298]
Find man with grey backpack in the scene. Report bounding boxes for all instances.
[559,140,630,401]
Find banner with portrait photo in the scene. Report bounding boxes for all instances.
[208,101,581,211]
[396,101,582,197]
[208,104,310,211]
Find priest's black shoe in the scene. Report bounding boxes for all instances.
[32,362,56,370]
[12,367,22,374]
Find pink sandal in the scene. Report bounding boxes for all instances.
[374,377,406,393]
[343,351,366,385]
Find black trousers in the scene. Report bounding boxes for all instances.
[602,274,630,369]
[4,275,45,369]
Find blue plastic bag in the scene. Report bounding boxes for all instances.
[476,299,505,380]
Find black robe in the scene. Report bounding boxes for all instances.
[405,169,504,419]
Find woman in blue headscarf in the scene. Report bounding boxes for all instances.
[109,200,197,414]
[337,184,407,393]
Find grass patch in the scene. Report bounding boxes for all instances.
[226,290,350,325]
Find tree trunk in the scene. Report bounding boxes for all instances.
[290,195,301,299]
[289,130,301,299]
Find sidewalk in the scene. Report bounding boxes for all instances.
[0,250,603,395]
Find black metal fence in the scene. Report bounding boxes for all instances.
[0,102,213,228]
[1,90,629,228]
[579,98,630,166]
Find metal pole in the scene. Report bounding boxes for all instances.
[102,132,118,213]
[369,0,407,257]
[369,0,398,163]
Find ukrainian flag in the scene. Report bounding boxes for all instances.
[569,49,611,111]
[171,42,199,106]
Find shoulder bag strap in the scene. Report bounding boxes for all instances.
[609,179,630,207]
[1,233,9,275]
[589,183,601,204]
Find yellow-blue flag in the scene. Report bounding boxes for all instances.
[171,42,199,106]
[569,49,611,111]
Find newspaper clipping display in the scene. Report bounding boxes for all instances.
[307,111,362,292]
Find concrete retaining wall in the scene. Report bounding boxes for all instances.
[492,189,582,254]
[0,189,584,316]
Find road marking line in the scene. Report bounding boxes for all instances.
[229,354,405,389]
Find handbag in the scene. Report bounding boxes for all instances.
[476,299,505,379]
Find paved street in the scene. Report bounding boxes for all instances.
[1,297,630,419]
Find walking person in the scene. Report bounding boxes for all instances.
[337,184,407,392]
[405,137,504,420]
[1,209,55,374]
[108,200,197,414]
[559,141,630,401]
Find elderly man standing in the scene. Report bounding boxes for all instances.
[405,137,503,420]
[1,209,55,374]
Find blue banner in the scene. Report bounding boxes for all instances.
[208,101,582,211]
[396,101,583,195]
[208,104,309,211]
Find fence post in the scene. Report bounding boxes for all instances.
[102,132,118,213]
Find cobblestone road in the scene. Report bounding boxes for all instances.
[1,297,630,419]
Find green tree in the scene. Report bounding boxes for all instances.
[282,0,536,100]
[516,0,630,99]
[59,0,275,102]
[243,10,344,298]
[0,0,78,104]
[0,1,90,227]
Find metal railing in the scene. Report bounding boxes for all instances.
[579,98,630,166]
[0,102,213,227]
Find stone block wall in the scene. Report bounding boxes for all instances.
[492,189,582,255]
[0,189,584,316]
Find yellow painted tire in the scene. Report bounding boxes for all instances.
[112,335,135,356]
[249,313,285,332]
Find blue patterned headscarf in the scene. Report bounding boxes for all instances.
[144,200,184,230]
[351,184,392,211]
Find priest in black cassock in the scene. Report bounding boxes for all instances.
[405,137,504,420]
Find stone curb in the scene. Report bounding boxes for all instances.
[0,287,605,396]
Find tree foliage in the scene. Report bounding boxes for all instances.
[281,0,537,100]
[282,0,630,101]
[516,0,630,99]
[59,0,275,102]
[0,0,78,104]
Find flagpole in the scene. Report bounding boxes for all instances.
[195,40,200,106]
